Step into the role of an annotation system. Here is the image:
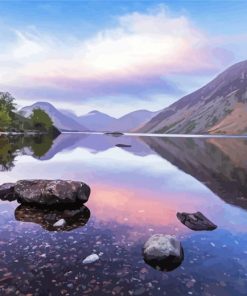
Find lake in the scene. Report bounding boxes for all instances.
[0,133,247,295]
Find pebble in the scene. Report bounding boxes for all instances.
[53,219,66,227]
[82,254,100,264]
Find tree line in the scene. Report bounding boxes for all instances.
[0,92,54,132]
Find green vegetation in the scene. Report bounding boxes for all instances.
[0,109,11,128]
[0,92,59,135]
[0,92,16,130]
[30,108,53,131]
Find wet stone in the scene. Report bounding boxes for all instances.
[143,234,184,272]
[0,183,16,201]
[176,212,217,231]
[14,179,91,206]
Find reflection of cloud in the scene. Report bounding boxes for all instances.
[0,6,233,105]
[87,183,217,231]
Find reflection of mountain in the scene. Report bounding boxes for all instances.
[36,133,154,160]
[142,136,247,210]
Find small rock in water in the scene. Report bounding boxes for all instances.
[143,234,184,272]
[0,183,16,201]
[115,144,132,148]
[82,254,100,264]
[53,219,66,227]
[176,211,217,231]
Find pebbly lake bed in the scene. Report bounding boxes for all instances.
[0,133,247,295]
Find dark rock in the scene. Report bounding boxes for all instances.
[176,211,217,231]
[0,183,16,201]
[104,132,124,137]
[15,204,90,231]
[14,179,90,206]
[115,144,132,148]
[143,234,184,272]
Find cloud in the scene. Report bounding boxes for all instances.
[0,6,234,107]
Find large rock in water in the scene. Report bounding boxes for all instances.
[143,234,184,272]
[14,180,90,206]
[177,211,217,231]
[0,183,16,201]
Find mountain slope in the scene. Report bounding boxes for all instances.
[76,111,117,131]
[19,102,87,131]
[115,110,159,132]
[140,60,247,134]
[72,109,158,132]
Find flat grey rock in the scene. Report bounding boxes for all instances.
[177,211,217,231]
[143,234,184,272]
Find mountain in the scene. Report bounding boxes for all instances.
[115,110,159,132]
[140,60,247,134]
[19,102,87,132]
[76,110,117,131]
[74,110,158,132]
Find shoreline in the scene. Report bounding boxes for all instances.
[0,131,47,136]
[1,130,247,138]
[61,131,247,139]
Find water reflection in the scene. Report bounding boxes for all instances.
[1,133,247,212]
[142,137,247,210]
[15,204,90,231]
[1,134,247,294]
[0,134,56,171]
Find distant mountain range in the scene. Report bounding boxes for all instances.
[19,102,158,132]
[20,102,87,132]
[19,60,247,134]
[139,60,247,134]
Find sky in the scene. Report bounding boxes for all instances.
[0,0,247,117]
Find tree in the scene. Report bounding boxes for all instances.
[0,92,16,130]
[0,92,16,114]
[0,109,11,129]
[30,108,53,131]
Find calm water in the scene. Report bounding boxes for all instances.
[0,133,247,295]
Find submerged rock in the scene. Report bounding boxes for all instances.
[0,183,16,201]
[143,234,184,272]
[15,204,90,231]
[82,254,100,264]
[14,179,90,206]
[115,144,132,148]
[177,211,217,231]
